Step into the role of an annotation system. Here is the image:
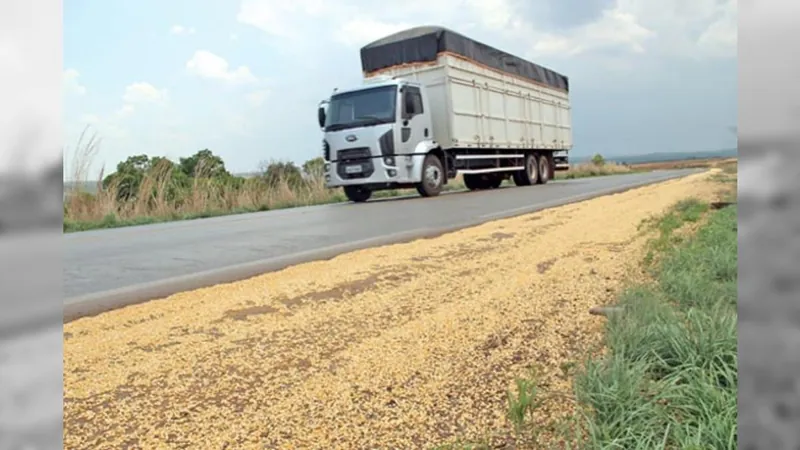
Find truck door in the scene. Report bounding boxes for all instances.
[400,86,430,154]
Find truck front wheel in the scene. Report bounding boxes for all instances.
[416,154,444,197]
[343,185,372,203]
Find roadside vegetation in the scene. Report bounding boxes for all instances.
[558,153,637,180]
[569,198,737,449]
[441,166,738,449]
[61,130,707,233]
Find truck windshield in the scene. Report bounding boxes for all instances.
[325,85,397,132]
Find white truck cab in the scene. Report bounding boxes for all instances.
[318,76,444,202]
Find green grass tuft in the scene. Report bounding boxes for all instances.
[570,199,738,449]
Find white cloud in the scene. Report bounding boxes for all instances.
[114,104,135,118]
[334,18,411,47]
[245,89,271,107]
[463,0,518,33]
[170,25,196,36]
[74,82,167,143]
[237,0,337,39]
[236,0,736,60]
[525,0,739,59]
[602,0,738,58]
[186,50,258,84]
[533,9,656,57]
[63,69,86,95]
[122,82,168,104]
[696,1,737,58]
[237,0,501,49]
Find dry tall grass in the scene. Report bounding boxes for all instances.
[556,161,633,179]
[63,131,344,231]
[64,169,342,231]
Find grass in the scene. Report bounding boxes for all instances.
[639,198,710,266]
[569,199,738,449]
[557,162,638,180]
[456,169,738,450]
[63,156,640,233]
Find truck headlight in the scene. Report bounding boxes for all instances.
[383,156,395,166]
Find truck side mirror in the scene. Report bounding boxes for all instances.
[317,106,326,128]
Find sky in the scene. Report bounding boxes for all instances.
[58,0,738,179]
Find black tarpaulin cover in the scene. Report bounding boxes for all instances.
[360,26,569,92]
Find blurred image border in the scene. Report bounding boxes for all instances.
[0,0,65,449]
[737,0,800,448]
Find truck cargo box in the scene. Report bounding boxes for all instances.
[360,26,573,152]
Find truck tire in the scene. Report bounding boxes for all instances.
[416,154,444,197]
[344,185,372,203]
[463,173,483,191]
[513,153,539,186]
[488,174,503,189]
[537,153,553,185]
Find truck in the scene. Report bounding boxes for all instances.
[317,25,572,203]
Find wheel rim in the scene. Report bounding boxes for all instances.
[528,156,538,182]
[540,159,549,182]
[425,165,441,188]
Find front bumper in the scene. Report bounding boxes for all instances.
[325,153,425,188]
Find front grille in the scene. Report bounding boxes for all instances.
[335,147,374,179]
[337,147,372,162]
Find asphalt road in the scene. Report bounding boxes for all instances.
[63,170,698,316]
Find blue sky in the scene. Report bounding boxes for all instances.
[63,0,737,179]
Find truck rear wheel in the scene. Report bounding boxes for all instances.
[513,153,539,186]
[416,154,444,197]
[488,174,503,189]
[537,153,553,185]
[344,185,372,203]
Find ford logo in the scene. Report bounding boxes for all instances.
[345,135,358,142]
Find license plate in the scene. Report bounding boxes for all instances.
[345,165,362,174]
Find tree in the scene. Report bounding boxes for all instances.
[102,154,153,201]
[103,154,188,202]
[591,153,606,166]
[179,149,229,179]
[302,157,325,178]
[261,160,304,188]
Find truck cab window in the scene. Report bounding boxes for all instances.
[324,85,398,132]
[403,87,423,118]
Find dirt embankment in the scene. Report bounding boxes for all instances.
[64,170,725,449]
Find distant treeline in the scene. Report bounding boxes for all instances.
[578,148,738,165]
